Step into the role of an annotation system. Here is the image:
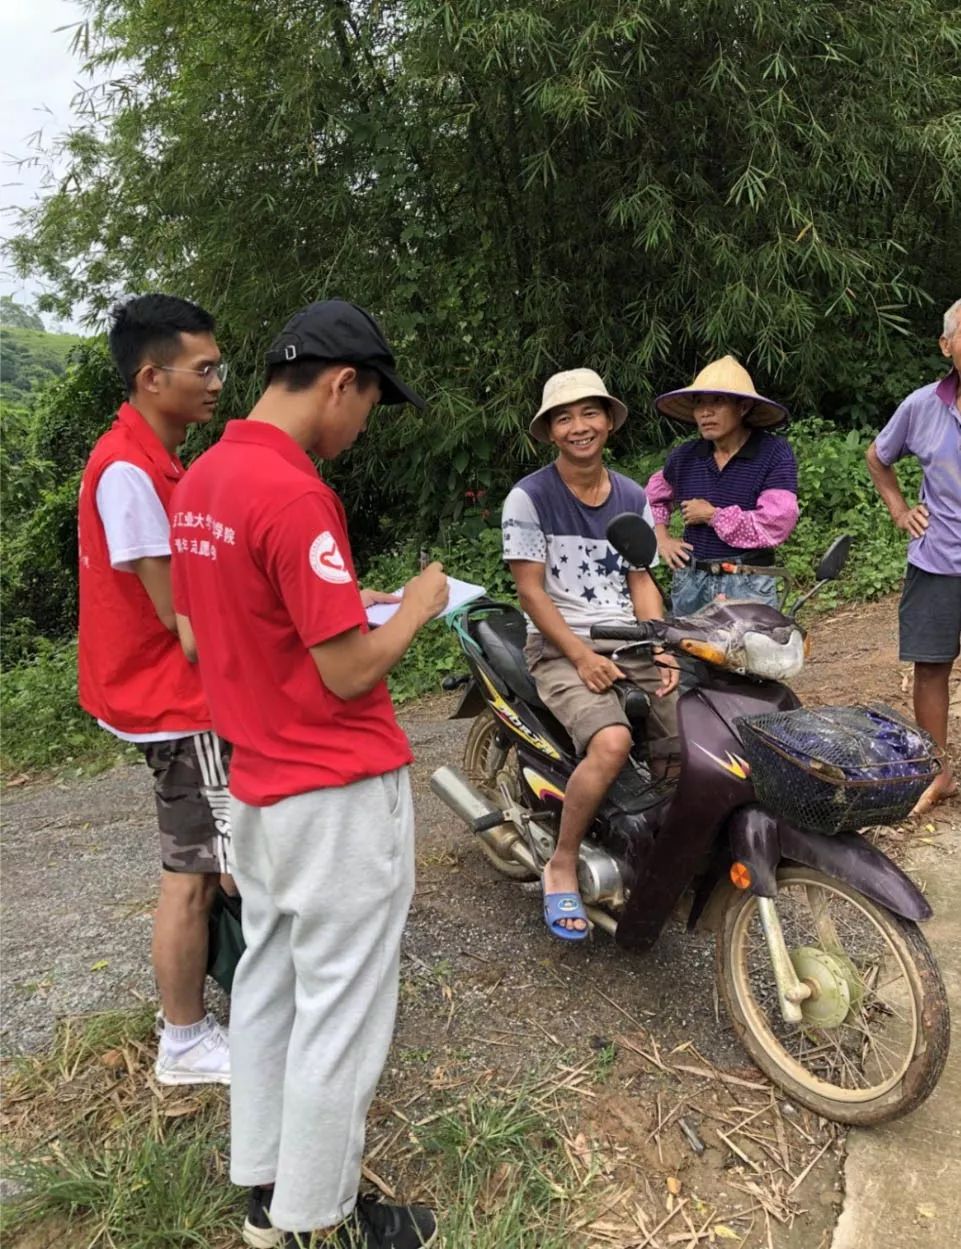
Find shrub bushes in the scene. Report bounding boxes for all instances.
[0,640,133,773]
[0,399,930,771]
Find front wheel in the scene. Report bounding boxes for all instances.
[716,867,950,1125]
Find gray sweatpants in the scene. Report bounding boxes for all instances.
[228,768,415,1232]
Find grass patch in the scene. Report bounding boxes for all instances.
[2,1128,236,1248]
[2,1005,841,1248]
[3,1008,234,1249]
[2,1009,599,1249]
[21,1005,158,1086]
[1,639,135,777]
[419,1090,583,1248]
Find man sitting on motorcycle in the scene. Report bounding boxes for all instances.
[645,357,798,615]
[502,369,680,940]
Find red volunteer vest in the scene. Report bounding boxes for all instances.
[77,403,211,734]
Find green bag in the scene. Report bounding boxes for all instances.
[207,887,245,994]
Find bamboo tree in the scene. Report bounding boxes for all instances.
[8,0,960,533]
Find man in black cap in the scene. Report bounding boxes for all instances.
[170,300,446,1248]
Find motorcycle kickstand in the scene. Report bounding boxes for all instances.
[756,896,812,1025]
[498,782,553,872]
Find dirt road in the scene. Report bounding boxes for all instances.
[3,595,958,1246]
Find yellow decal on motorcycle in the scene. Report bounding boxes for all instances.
[694,742,752,780]
[478,671,561,759]
[521,768,566,803]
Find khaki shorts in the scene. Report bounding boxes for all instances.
[524,637,680,757]
[139,732,232,873]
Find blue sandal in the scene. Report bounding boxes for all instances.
[543,890,590,942]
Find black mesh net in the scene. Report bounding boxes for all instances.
[735,704,940,835]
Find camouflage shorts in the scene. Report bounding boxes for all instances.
[139,732,233,874]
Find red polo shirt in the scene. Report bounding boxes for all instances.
[77,402,211,735]
[170,420,412,805]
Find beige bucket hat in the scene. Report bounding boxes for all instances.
[654,356,788,428]
[529,368,628,444]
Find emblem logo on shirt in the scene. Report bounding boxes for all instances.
[309,531,352,584]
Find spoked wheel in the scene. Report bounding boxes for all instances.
[462,711,537,880]
[717,867,949,1125]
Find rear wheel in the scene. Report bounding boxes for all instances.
[716,867,949,1125]
[462,711,537,880]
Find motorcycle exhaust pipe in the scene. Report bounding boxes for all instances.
[430,765,618,938]
[430,765,536,871]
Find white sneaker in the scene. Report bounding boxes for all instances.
[155,1017,231,1086]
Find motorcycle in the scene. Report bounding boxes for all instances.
[430,514,950,1125]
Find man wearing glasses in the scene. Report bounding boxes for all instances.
[77,293,232,1086]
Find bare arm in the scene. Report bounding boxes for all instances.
[627,568,666,622]
[627,569,679,695]
[509,560,625,693]
[131,556,177,632]
[865,442,929,538]
[175,612,198,663]
[510,560,591,662]
[310,563,447,701]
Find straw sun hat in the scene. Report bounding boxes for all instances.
[654,356,788,428]
[529,368,628,444]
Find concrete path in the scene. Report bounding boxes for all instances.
[831,822,961,1248]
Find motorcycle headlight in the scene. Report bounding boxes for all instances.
[742,628,806,680]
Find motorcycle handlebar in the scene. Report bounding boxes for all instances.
[590,623,656,642]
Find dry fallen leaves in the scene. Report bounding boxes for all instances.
[161,1099,201,1118]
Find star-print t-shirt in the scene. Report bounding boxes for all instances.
[502,463,658,638]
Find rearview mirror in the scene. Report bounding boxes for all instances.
[606,512,658,569]
[815,535,852,583]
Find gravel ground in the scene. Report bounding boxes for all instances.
[2,765,162,1054]
[3,595,955,1075]
[0,704,730,1065]
[0,703,843,1248]
[2,597,957,1248]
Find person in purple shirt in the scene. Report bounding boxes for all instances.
[646,357,798,615]
[867,299,961,814]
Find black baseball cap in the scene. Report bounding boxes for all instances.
[264,298,425,409]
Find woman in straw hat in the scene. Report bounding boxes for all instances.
[645,356,798,615]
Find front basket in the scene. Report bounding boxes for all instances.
[735,704,939,835]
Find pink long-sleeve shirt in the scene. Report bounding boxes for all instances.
[645,430,798,560]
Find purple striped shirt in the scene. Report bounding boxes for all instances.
[646,430,798,561]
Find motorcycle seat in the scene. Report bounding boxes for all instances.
[474,610,653,727]
[474,612,545,709]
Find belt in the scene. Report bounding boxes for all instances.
[693,558,776,576]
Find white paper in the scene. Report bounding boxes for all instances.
[365,576,487,627]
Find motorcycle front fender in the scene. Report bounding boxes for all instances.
[725,804,932,921]
[779,821,932,921]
